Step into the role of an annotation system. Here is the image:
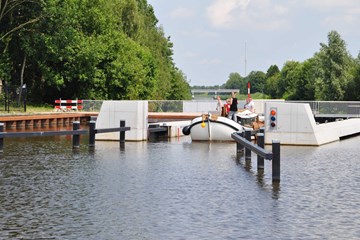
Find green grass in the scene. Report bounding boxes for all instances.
[25,104,54,113]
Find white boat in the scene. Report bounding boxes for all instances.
[182,113,249,141]
[235,109,259,127]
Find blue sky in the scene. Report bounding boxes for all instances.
[147,0,360,86]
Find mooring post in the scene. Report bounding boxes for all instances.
[257,133,265,169]
[72,121,80,148]
[272,140,281,182]
[0,123,4,153]
[89,120,96,147]
[245,130,252,160]
[119,120,126,143]
[236,131,244,153]
[259,127,265,137]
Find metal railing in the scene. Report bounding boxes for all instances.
[287,101,360,118]
[81,100,360,118]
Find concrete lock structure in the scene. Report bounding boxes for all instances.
[264,102,360,146]
[95,101,148,141]
[94,100,360,145]
[95,101,192,141]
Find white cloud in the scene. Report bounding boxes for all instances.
[206,0,250,28]
[302,0,360,9]
[170,7,195,19]
[206,0,289,30]
[303,1,360,33]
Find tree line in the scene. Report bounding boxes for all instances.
[194,31,360,101]
[0,0,192,104]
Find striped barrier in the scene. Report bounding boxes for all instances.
[55,99,83,111]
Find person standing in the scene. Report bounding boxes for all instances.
[228,92,238,121]
[244,97,255,112]
[216,95,223,115]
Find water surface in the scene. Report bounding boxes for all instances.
[0,135,359,239]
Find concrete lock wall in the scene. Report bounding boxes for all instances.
[96,101,148,141]
[265,102,319,145]
[264,102,360,146]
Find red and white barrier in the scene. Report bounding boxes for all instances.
[55,99,83,110]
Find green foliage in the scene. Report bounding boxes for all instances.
[1,2,358,103]
[0,0,190,103]
[218,31,358,101]
[314,31,353,100]
[246,71,266,94]
[344,54,360,100]
[223,72,244,90]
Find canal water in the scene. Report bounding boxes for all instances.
[0,134,359,239]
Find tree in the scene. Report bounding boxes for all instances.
[0,0,43,41]
[1,0,191,102]
[301,58,317,100]
[223,72,243,90]
[279,61,304,100]
[264,65,280,98]
[266,65,280,79]
[344,53,360,100]
[246,71,266,95]
[0,0,44,90]
[315,31,352,100]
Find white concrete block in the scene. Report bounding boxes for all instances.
[265,102,360,145]
[96,100,148,141]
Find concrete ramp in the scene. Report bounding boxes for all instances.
[265,102,360,146]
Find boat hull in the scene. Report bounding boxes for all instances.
[183,115,244,141]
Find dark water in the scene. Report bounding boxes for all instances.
[0,134,359,239]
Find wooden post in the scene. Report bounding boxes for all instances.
[245,130,251,160]
[89,120,96,147]
[257,133,265,169]
[0,123,4,153]
[272,140,281,182]
[72,121,80,148]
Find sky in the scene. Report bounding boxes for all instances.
[146,0,360,87]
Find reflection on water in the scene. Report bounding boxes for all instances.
[0,135,359,239]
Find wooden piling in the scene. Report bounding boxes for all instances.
[272,140,281,182]
[0,123,4,153]
[245,130,251,160]
[72,121,80,148]
[120,120,125,143]
[257,133,265,169]
[89,121,96,147]
[236,131,244,153]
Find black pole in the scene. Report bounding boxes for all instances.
[89,120,96,147]
[236,131,244,153]
[245,130,251,160]
[259,127,265,137]
[272,140,281,182]
[72,121,80,148]
[257,133,264,169]
[120,120,125,143]
[0,123,4,153]
[119,120,125,150]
